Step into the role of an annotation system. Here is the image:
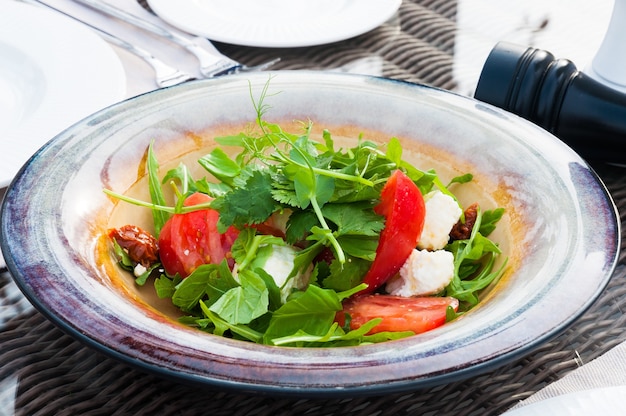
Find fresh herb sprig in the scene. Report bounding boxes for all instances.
[197,84,434,268]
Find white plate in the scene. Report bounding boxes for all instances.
[147,0,402,47]
[0,0,126,188]
[504,386,626,415]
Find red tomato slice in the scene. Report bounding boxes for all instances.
[158,192,239,278]
[338,294,459,334]
[360,170,425,294]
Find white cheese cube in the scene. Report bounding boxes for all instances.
[418,191,462,251]
[263,245,311,303]
[133,263,147,277]
[386,249,455,296]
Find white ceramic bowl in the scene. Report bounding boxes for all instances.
[1,72,619,396]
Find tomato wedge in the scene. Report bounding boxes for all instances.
[338,294,459,334]
[359,170,425,294]
[158,192,239,278]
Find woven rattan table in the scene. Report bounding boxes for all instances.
[2,1,624,414]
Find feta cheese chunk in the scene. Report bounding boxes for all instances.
[386,249,455,297]
[262,245,311,303]
[418,191,462,251]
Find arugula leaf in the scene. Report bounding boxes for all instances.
[254,268,283,312]
[263,284,342,345]
[271,316,413,347]
[200,301,263,343]
[445,207,507,308]
[147,141,169,234]
[448,173,474,187]
[171,262,239,311]
[209,269,269,325]
[480,208,505,236]
[162,163,190,195]
[155,275,178,298]
[110,239,134,271]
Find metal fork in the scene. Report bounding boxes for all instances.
[28,0,195,88]
[72,0,279,77]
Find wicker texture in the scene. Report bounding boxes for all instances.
[2,0,625,414]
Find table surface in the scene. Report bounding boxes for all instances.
[2,0,625,414]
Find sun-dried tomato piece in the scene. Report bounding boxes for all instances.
[449,203,478,241]
[109,225,158,267]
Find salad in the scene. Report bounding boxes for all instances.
[106,86,506,347]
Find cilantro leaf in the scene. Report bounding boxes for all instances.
[211,169,279,232]
[322,256,371,291]
[321,202,384,237]
[285,209,318,245]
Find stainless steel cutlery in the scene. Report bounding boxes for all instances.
[25,0,278,87]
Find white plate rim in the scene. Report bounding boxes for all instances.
[0,0,126,188]
[146,0,402,47]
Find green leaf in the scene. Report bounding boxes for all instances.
[480,208,505,236]
[336,235,378,261]
[322,256,371,291]
[263,284,342,344]
[271,317,413,347]
[385,137,403,166]
[214,133,252,147]
[171,262,239,311]
[284,209,316,244]
[321,202,384,237]
[209,269,269,325]
[171,266,215,311]
[200,301,264,343]
[205,261,241,306]
[198,148,241,186]
[444,207,507,307]
[134,263,160,286]
[147,141,169,235]
[315,174,336,208]
[154,275,179,299]
[231,227,285,271]
[110,239,133,270]
[448,173,474,186]
[162,163,194,196]
[254,268,283,311]
[211,169,278,232]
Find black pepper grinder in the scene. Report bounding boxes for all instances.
[474,41,626,162]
